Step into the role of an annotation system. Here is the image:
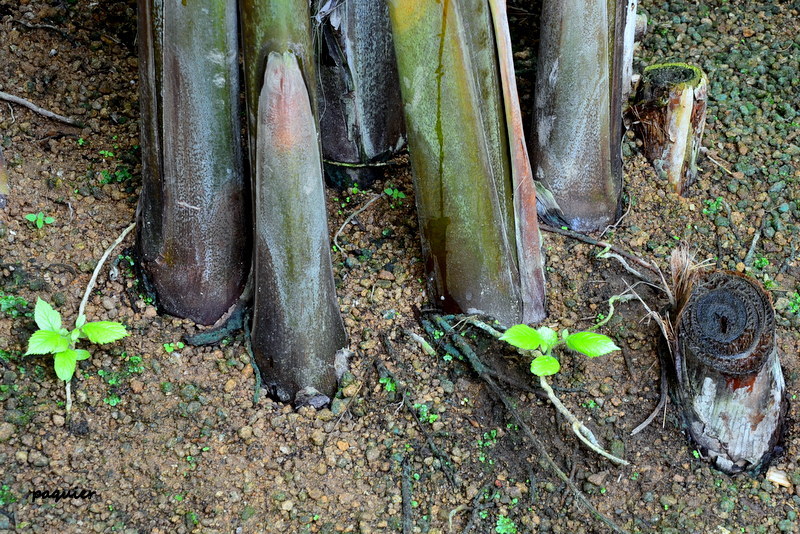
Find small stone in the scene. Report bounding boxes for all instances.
[238,426,253,440]
[52,414,65,427]
[101,297,115,311]
[143,306,157,319]
[0,422,15,441]
[342,382,360,398]
[365,446,381,463]
[336,440,350,452]
[330,398,347,416]
[224,378,236,392]
[28,450,50,467]
[378,270,395,281]
[280,500,294,512]
[15,450,28,464]
[310,429,325,447]
[587,471,608,487]
[130,380,144,394]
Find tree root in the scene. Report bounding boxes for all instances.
[378,334,460,489]
[540,222,659,276]
[432,315,631,534]
[68,222,135,420]
[0,90,84,128]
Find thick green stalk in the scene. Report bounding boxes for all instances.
[136,0,247,325]
[388,0,524,327]
[250,51,346,402]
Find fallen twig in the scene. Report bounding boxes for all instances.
[699,147,734,176]
[378,334,460,488]
[540,223,660,276]
[333,193,383,255]
[78,222,136,317]
[433,315,631,533]
[0,90,84,128]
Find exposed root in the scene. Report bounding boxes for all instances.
[0,90,84,128]
[456,316,628,466]
[78,222,136,317]
[540,223,659,276]
[432,315,631,534]
[333,193,383,256]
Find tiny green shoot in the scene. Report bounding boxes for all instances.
[25,212,55,229]
[24,298,128,384]
[500,324,619,378]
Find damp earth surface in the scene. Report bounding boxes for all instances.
[0,0,799,533]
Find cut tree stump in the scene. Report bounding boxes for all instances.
[667,264,786,474]
[631,62,707,196]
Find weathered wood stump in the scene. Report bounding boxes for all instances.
[631,63,708,196]
[668,264,786,474]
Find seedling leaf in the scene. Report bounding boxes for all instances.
[53,350,78,381]
[81,322,129,344]
[530,355,560,376]
[500,324,541,351]
[34,298,61,331]
[25,213,37,223]
[565,332,620,358]
[74,349,91,361]
[25,330,69,355]
[536,326,559,351]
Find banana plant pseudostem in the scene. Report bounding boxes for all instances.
[240,0,347,403]
[388,0,546,326]
[314,0,406,187]
[136,0,248,326]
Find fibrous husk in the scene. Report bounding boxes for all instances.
[665,249,786,474]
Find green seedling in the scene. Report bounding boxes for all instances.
[24,299,128,415]
[0,292,31,318]
[379,376,397,392]
[25,212,55,229]
[753,256,769,270]
[384,186,406,208]
[500,324,619,377]
[413,403,439,424]
[495,515,517,533]
[0,485,18,506]
[788,292,800,315]
[702,196,724,216]
[163,341,185,353]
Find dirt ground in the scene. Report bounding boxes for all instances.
[0,0,799,533]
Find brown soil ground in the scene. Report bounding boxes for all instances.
[0,1,798,533]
